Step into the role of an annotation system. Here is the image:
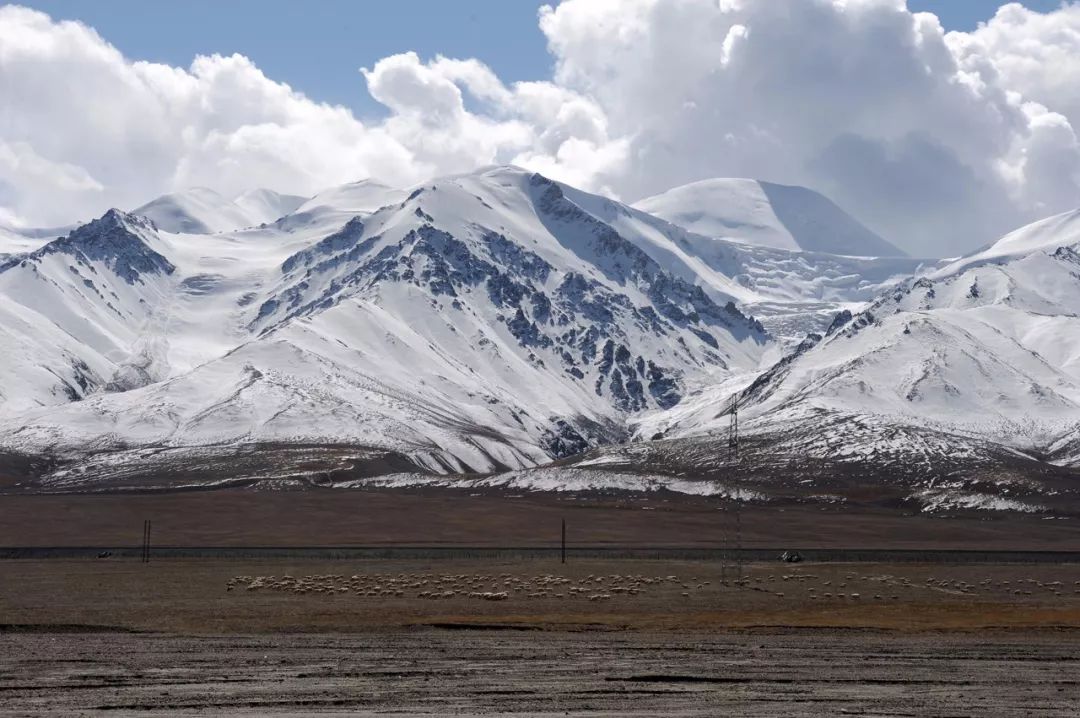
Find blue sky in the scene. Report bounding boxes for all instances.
[17,0,549,118]
[14,0,1065,118]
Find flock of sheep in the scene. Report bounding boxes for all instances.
[924,576,1080,597]
[743,571,1080,601]
[224,569,1080,605]
[226,572,710,602]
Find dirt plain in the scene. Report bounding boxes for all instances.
[3,556,1080,715]
[4,489,1080,715]
[4,628,1080,717]
[3,487,1080,549]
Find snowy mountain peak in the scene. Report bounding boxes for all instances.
[230,165,772,459]
[0,166,780,475]
[271,179,407,235]
[132,186,310,234]
[0,208,180,411]
[1,208,173,284]
[15,165,1080,495]
[634,177,904,257]
[232,188,308,226]
[131,187,245,234]
[938,207,1080,276]
[677,207,1080,472]
[291,179,406,217]
[99,207,154,231]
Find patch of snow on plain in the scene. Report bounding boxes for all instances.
[480,467,765,499]
[914,487,1043,514]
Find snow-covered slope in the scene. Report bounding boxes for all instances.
[132,188,256,234]
[8,165,1077,508]
[133,187,308,234]
[233,189,307,226]
[942,207,1080,272]
[628,178,930,346]
[0,210,177,411]
[294,179,405,216]
[626,207,1080,503]
[0,166,771,479]
[737,208,1080,435]
[635,178,904,257]
[275,179,408,235]
[557,180,936,347]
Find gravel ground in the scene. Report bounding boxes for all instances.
[2,629,1079,716]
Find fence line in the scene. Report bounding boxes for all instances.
[2,546,1080,563]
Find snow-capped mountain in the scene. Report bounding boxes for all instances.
[275,180,408,235]
[0,210,176,411]
[630,178,930,345]
[133,187,253,234]
[0,166,772,481]
[133,187,307,234]
[732,207,1080,441]
[293,179,406,217]
[233,189,308,226]
[635,178,904,257]
[522,179,932,349]
[610,207,1080,514]
[4,164,1078,512]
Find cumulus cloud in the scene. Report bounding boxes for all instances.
[0,6,624,228]
[0,6,417,225]
[955,3,1080,130]
[537,0,1080,255]
[1,1,1079,256]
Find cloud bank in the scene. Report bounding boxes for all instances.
[1,1,1078,256]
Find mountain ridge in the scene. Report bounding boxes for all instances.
[3,165,1079,511]
[0,167,772,479]
[635,177,905,258]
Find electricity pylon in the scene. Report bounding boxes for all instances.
[721,394,739,461]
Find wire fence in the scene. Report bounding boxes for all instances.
[3,545,1080,564]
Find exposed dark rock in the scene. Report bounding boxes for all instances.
[2,209,174,284]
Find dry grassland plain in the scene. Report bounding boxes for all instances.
[4,490,1080,715]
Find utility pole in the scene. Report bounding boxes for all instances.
[719,393,741,584]
[142,519,152,564]
[561,518,566,565]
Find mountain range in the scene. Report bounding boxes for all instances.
[2,165,1077,516]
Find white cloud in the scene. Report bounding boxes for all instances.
[536,0,1080,255]
[955,3,1080,130]
[0,5,427,226]
[360,51,627,192]
[0,4,625,229]
[0,140,104,226]
[1,1,1079,256]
